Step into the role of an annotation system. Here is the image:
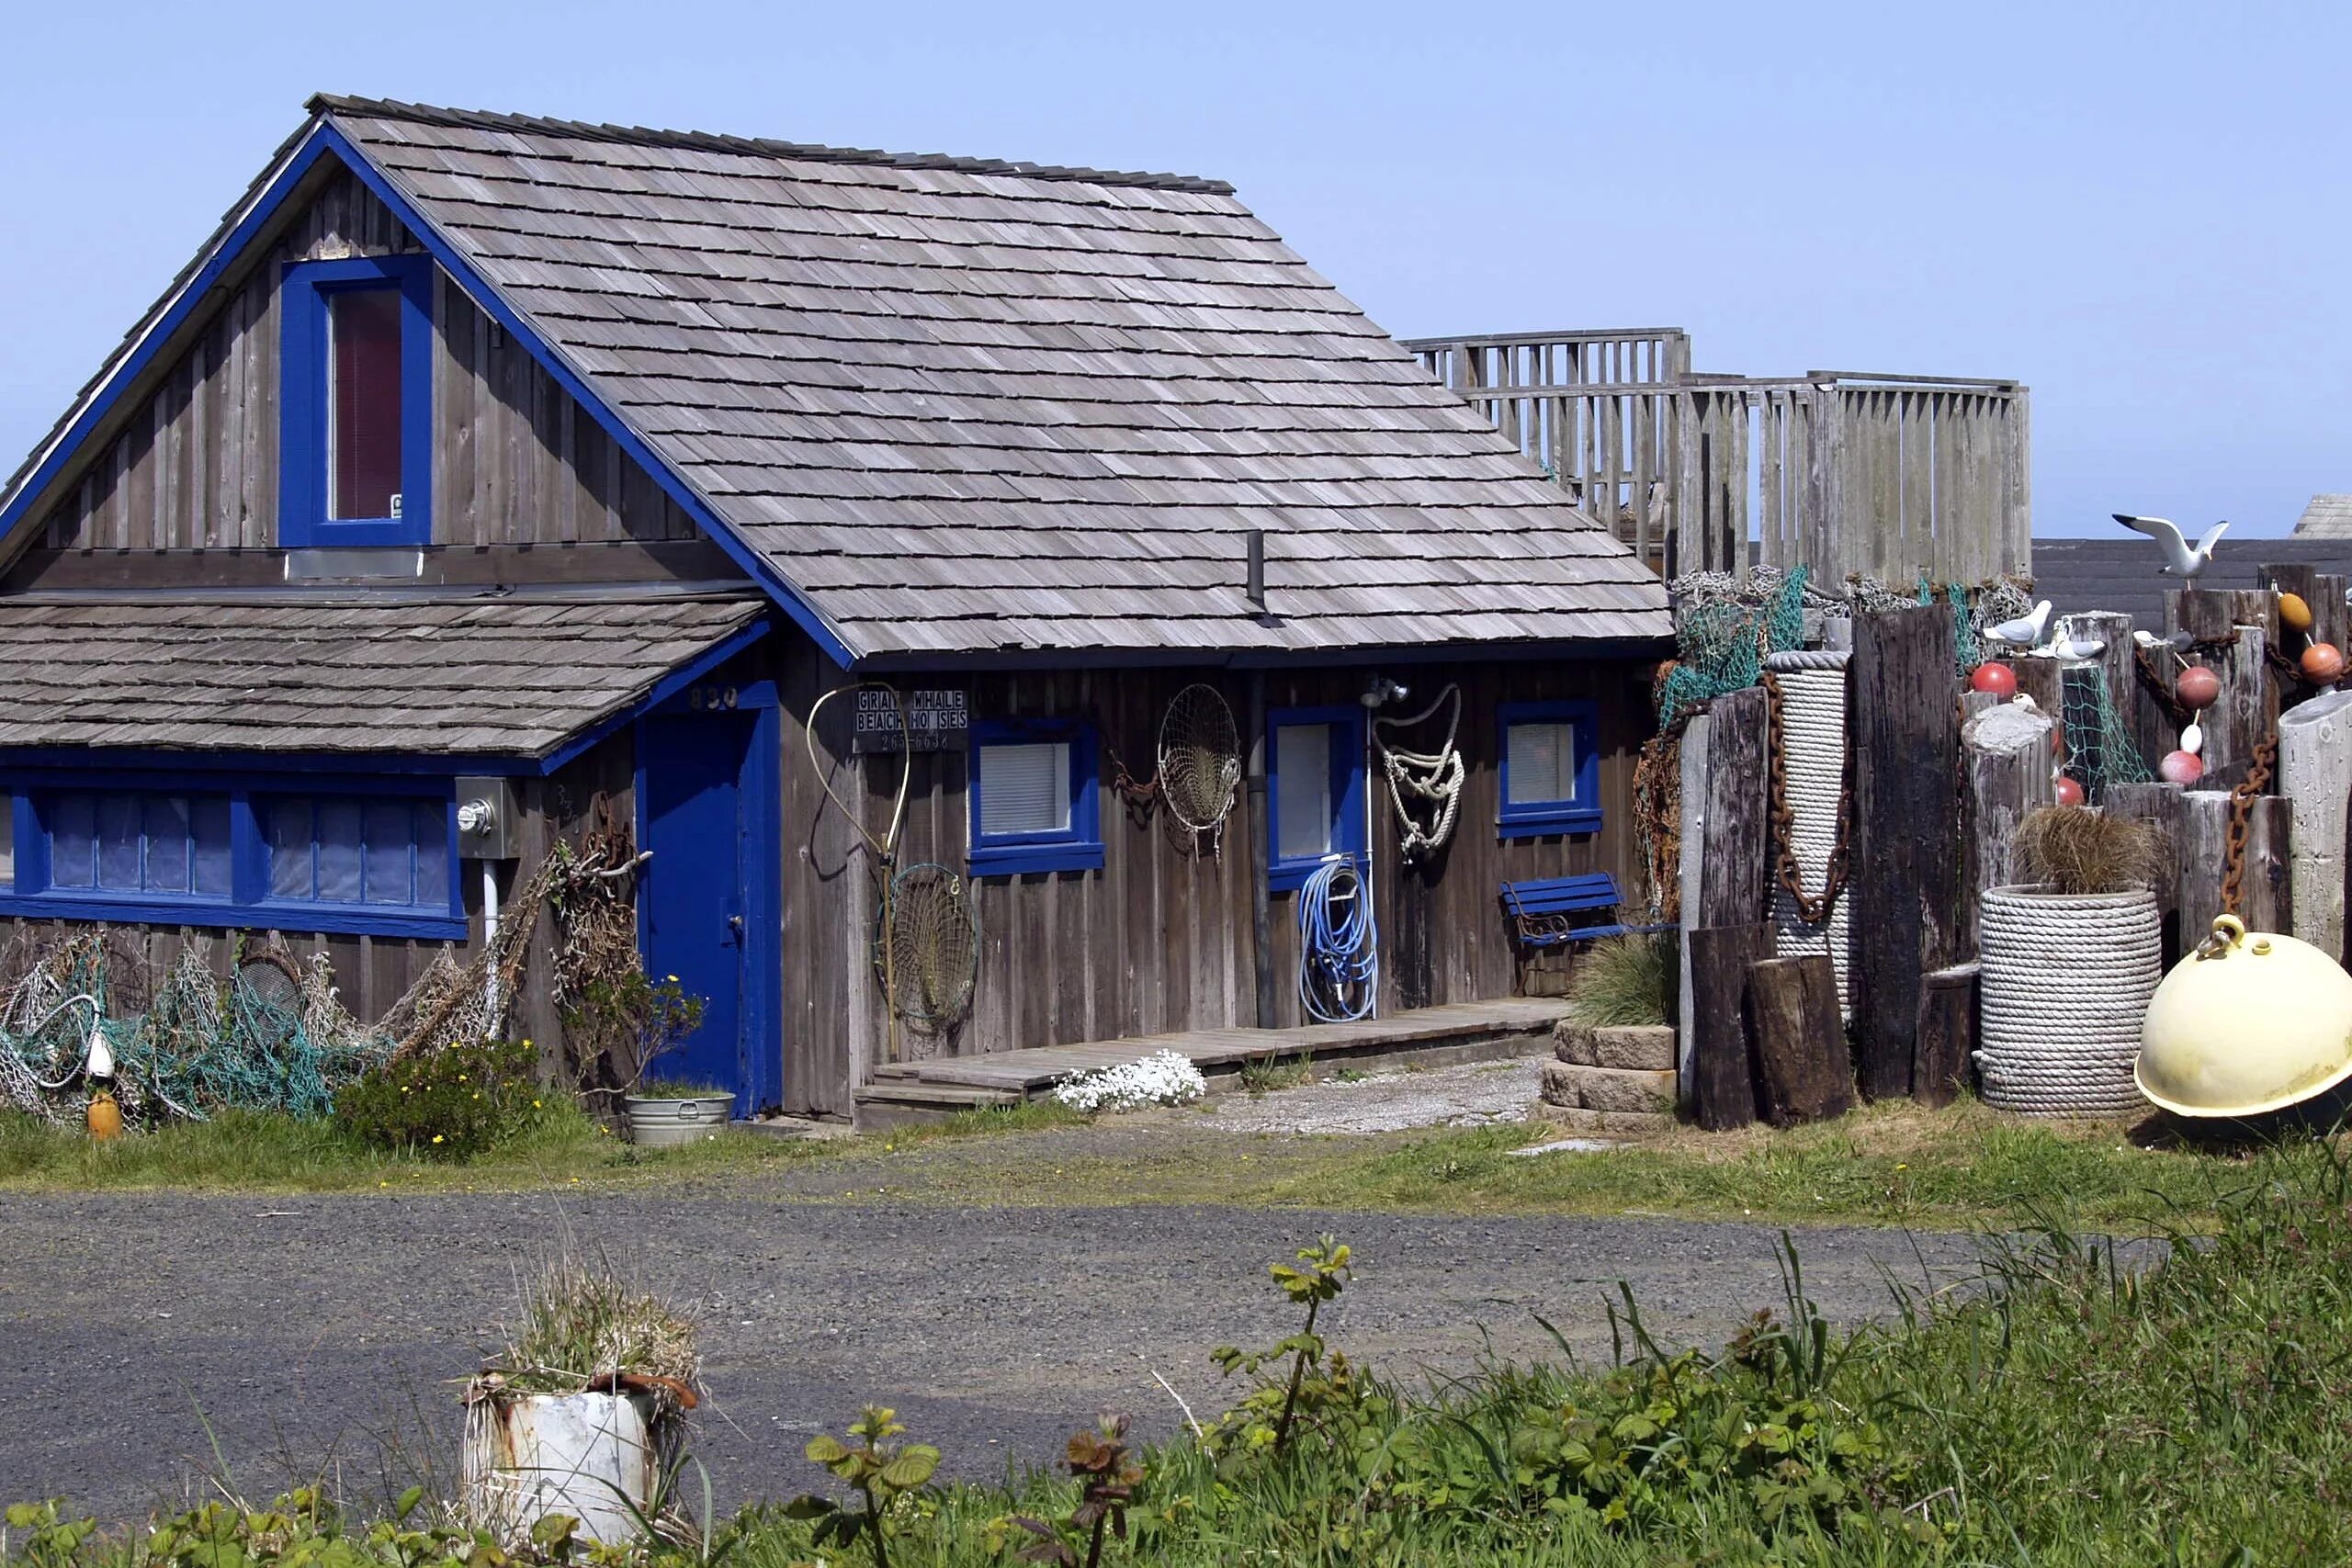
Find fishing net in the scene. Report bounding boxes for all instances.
[1158,683,1241,836]
[1657,566,1811,727]
[2060,664,2151,803]
[874,863,978,1032]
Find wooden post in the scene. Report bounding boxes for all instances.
[1851,603,1962,1100]
[2179,791,2290,934]
[1961,699,2056,953]
[1747,953,1854,1125]
[2262,563,2350,673]
[2107,780,2187,968]
[2278,690,2352,954]
[1913,962,1979,1109]
[2167,589,2278,789]
[1689,922,1770,1130]
[1678,688,1770,1101]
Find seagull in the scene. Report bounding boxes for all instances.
[2113,513,2228,578]
[2049,630,2107,660]
[1984,600,2052,648]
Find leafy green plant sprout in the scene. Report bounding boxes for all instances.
[1007,1411,1144,1568]
[1209,1235,1352,1459]
[786,1405,939,1568]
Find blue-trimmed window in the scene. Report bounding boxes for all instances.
[1267,705,1366,892]
[279,254,435,547]
[968,718,1103,875]
[1498,700,1601,838]
[0,773,463,939]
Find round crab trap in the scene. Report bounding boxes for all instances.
[1157,682,1241,840]
[874,863,978,1032]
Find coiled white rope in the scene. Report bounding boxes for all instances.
[1298,858,1378,1023]
[1766,659,1853,1015]
[1976,886,2159,1115]
[1374,684,1464,860]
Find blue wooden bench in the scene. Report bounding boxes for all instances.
[1498,872,1671,953]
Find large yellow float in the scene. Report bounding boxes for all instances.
[2136,915,2352,1119]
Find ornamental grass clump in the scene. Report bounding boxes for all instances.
[1565,931,1676,1028]
[1050,1050,1207,1113]
[2016,803,2162,896]
[481,1257,701,1406]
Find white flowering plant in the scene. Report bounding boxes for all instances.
[1050,1049,1209,1113]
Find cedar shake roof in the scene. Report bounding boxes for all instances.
[311,98,1668,658]
[0,595,763,755]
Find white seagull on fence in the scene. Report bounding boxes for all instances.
[1984,600,2052,649]
[2113,513,2228,578]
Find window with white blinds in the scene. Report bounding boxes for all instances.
[1274,723,1333,860]
[978,741,1070,836]
[1505,721,1576,805]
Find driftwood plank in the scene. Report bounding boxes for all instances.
[1851,603,1962,1100]
[1689,921,1769,1131]
[1747,953,1853,1126]
[2107,780,2187,967]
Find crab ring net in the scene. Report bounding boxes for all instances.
[876,863,978,1031]
[1157,683,1241,834]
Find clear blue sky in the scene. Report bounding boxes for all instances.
[3,0,2344,537]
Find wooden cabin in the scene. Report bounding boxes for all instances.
[0,96,1670,1120]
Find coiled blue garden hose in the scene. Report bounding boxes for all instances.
[1297,857,1378,1023]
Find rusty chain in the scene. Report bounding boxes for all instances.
[1760,670,1852,926]
[2220,732,2278,918]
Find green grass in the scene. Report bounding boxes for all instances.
[17,1134,2352,1564]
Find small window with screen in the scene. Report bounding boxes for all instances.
[968,720,1102,875]
[1498,700,1601,838]
[1267,706,1363,890]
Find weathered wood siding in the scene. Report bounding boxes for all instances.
[37,167,697,557]
[775,640,1652,1118]
[0,731,634,1033]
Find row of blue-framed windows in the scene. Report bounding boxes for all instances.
[279,255,435,549]
[0,781,461,937]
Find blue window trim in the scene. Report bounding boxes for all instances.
[279,254,435,548]
[0,769,464,940]
[1497,699,1603,840]
[1266,705,1367,893]
[967,717,1103,876]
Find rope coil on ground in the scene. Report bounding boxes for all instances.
[1975,886,2159,1115]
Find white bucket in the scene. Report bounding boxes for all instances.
[462,1390,674,1545]
[623,1093,737,1146]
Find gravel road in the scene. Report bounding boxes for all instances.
[0,1180,1983,1523]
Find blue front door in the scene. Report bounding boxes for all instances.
[641,711,756,1104]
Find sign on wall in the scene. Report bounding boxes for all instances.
[852,688,969,753]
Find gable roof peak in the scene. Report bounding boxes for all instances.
[305,94,1238,197]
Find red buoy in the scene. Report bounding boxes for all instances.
[2053,774,2086,807]
[2176,666,2222,709]
[1968,662,2018,698]
[2159,749,2205,785]
[2301,642,2345,684]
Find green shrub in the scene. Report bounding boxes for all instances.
[333,1039,544,1159]
[1565,931,1676,1027]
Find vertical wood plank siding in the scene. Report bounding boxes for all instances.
[0,732,635,1038]
[39,170,698,552]
[775,639,1654,1118]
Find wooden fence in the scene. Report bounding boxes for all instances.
[1403,328,2031,588]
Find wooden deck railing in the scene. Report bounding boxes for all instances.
[1404,329,2030,587]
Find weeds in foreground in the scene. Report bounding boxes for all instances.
[1237,1050,1314,1097]
[784,1407,939,1568]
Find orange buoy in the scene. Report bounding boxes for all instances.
[2301,642,2345,684]
[2279,592,2314,632]
[2177,665,2222,709]
[86,1090,123,1141]
[1968,661,2017,698]
[2053,774,2086,806]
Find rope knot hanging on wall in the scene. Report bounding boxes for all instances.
[1374,682,1464,862]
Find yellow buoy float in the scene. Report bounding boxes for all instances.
[2137,915,2352,1118]
[2279,592,2314,633]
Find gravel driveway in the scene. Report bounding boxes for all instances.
[0,1178,1982,1524]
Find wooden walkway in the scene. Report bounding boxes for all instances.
[867,998,1572,1097]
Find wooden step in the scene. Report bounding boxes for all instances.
[853,1080,1024,1132]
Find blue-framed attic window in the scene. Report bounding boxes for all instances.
[1267,705,1366,892]
[278,254,435,548]
[967,717,1103,876]
[1498,699,1601,839]
[0,771,462,940]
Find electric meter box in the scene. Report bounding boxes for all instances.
[454,776,520,861]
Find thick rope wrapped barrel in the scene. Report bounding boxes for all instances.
[1763,651,1853,1014]
[1975,885,2159,1114]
